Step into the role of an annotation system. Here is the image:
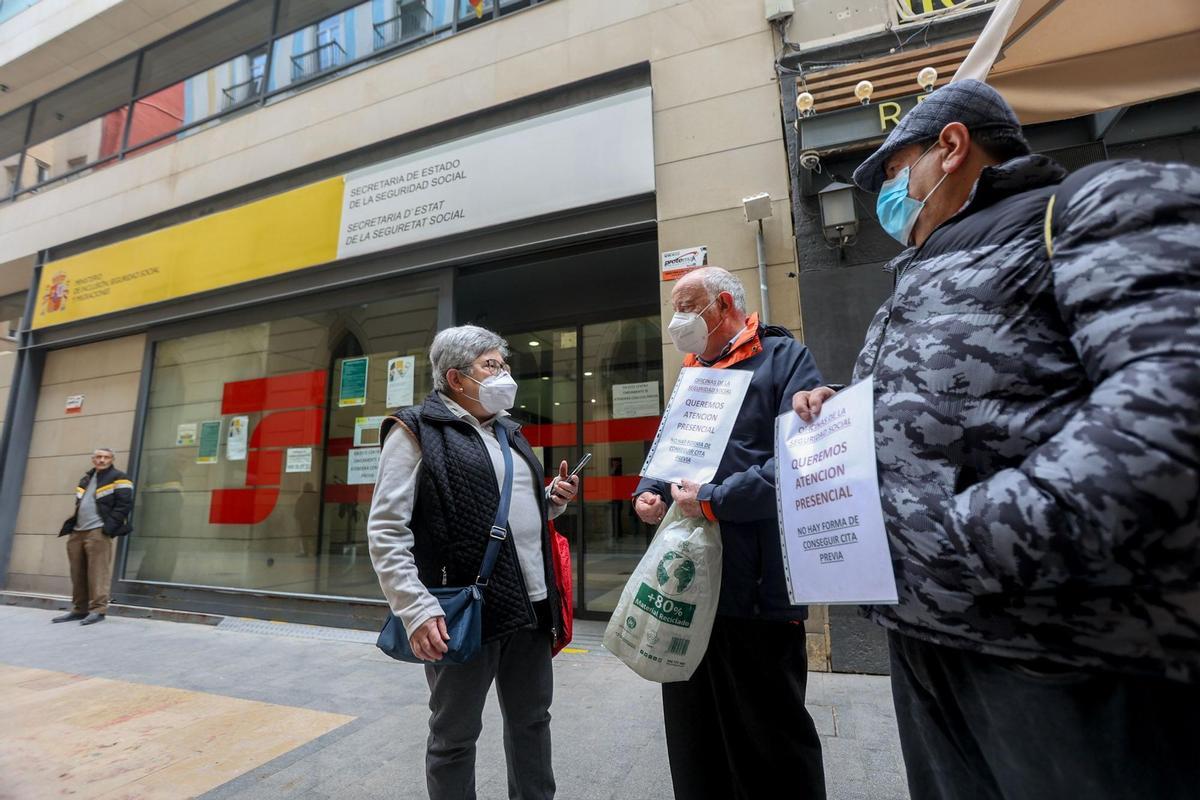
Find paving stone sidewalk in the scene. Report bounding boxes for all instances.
[0,605,908,799]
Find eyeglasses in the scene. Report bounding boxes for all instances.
[474,358,511,376]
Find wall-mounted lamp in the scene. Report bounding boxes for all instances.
[854,80,874,105]
[817,182,858,249]
[917,66,938,92]
[795,91,815,118]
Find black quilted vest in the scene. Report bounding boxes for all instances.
[383,393,561,644]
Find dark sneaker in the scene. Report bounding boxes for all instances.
[52,612,87,623]
[79,613,106,626]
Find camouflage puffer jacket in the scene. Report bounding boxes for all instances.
[852,155,1200,682]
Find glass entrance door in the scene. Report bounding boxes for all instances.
[506,315,663,616]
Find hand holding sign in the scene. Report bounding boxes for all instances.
[775,377,898,605]
[792,386,838,423]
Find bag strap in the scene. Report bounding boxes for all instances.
[475,422,515,586]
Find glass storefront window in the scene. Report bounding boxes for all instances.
[126,291,439,598]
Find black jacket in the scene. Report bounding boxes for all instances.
[637,317,825,620]
[385,393,562,645]
[60,466,134,537]
[853,156,1200,681]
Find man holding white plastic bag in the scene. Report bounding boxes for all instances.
[633,267,827,800]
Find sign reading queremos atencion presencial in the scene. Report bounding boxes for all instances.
[640,367,753,486]
[774,378,897,605]
[337,88,654,259]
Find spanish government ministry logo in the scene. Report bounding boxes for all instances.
[42,271,69,315]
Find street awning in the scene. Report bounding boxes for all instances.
[954,0,1200,124]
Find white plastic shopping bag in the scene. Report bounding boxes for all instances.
[603,504,721,682]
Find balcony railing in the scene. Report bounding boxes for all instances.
[221,76,265,110]
[290,40,348,82]
[373,4,435,50]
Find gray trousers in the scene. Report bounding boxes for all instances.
[425,625,555,800]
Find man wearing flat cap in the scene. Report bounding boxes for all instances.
[793,79,1200,799]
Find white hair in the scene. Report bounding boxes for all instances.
[430,325,509,392]
[695,267,747,313]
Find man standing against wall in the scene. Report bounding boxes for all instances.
[52,448,134,626]
[634,267,827,800]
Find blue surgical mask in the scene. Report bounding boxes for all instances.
[876,144,948,246]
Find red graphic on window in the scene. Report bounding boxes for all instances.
[209,370,327,525]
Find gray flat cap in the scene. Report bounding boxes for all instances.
[852,79,1026,192]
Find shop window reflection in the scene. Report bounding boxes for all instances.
[126,49,269,153]
[125,292,438,598]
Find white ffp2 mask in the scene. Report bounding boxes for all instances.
[667,297,717,355]
[465,372,518,414]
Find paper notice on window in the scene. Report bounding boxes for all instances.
[386,356,415,408]
[347,446,381,485]
[354,415,387,447]
[339,356,369,407]
[176,423,197,447]
[286,447,313,473]
[227,415,249,461]
[196,420,221,465]
[774,377,897,605]
[612,381,660,419]
[639,367,753,486]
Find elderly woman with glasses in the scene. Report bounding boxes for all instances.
[368,324,578,800]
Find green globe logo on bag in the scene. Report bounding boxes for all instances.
[625,616,637,630]
[656,550,696,597]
